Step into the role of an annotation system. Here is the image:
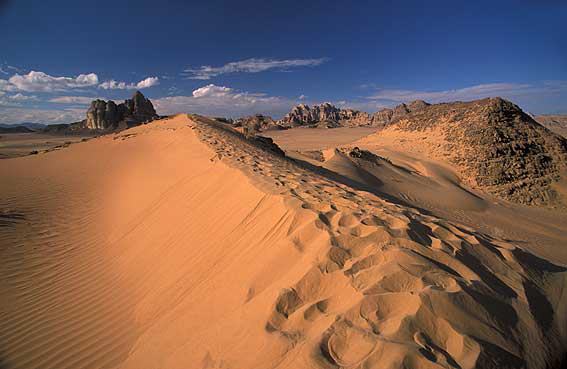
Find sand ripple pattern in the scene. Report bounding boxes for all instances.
[191,115,567,369]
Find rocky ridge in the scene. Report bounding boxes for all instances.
[232,114,279,137]
[280,103,372,128]
[231,100,432,133]
[369,97,567,207]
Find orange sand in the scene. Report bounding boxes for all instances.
[1,115,566,369]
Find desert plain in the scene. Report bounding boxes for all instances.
[1,108,566,369]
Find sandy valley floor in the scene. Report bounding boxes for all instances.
[0,133,92,159]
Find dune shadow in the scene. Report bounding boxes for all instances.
[0,211,26,227]
[290,156,434,216]
[512,248,567,273]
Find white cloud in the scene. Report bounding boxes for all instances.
[98,80,128,90]
[99,76,159,90]
[8,93,37,101]
[0,78,14,92]
[48,96,100,104]
[136,77,159,88]
[5,71,99,92]
[366,83,536,103]
[184,57,329,80]
[0,107,85,125]
[153,84,295,117]
[154,84,398,118]
[0,64,25,75]
[299,94,306,100]
[192,84,232,98]
[334,100,393,112]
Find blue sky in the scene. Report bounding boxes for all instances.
[1,0,566,124]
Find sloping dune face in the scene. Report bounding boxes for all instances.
[1,115,566,369]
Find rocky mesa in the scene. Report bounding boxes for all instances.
[44,91,158,133]
[85,90,158,130]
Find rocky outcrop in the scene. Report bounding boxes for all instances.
[278,101,431,129]
[85,91,157,130]
[280,103,371,128]
[371,100,430,127]
[233,114,279,137]
[85,100,122,130]
[382,97,567,207]
[124,91,158,123]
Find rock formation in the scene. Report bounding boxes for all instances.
[280,103,372,128]
[85,91,157,130]
[371,100,430,127]
[277,101,432,129]
[233,114,279,137]
[85,100,122,130]
[373,97,567,207]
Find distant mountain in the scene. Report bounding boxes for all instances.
[242,100,432,132]
[0,122,46,131]
[534,114,567,138]
[0,125,34,133]
[280,103,372,128]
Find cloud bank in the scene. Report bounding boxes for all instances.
[2,71,99,92]
[154,84,296,117]
[365,82,560,104]
[0,71,159,94]
[184,58,329,80]
[48,96,103,104]
[98,76,159,90]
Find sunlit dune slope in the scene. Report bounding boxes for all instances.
[1,115,566,369]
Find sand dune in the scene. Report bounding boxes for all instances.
[1,115,566,369]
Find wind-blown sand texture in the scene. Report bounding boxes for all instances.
[0,133,92,159]
[1,115,566,369]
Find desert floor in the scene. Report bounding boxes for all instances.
[1,115,566,369]
[0,133,92,159]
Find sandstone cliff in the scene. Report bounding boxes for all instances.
[277,101,432,129]
[85,91,157,130]
[280,103,372,128]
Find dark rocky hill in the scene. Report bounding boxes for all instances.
[232,114,280,137]
[0,125,34,133]
[381,97,567,207]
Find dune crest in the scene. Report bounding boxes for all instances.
[1,115,566,369]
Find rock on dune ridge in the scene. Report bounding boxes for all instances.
[0,115,566,369]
